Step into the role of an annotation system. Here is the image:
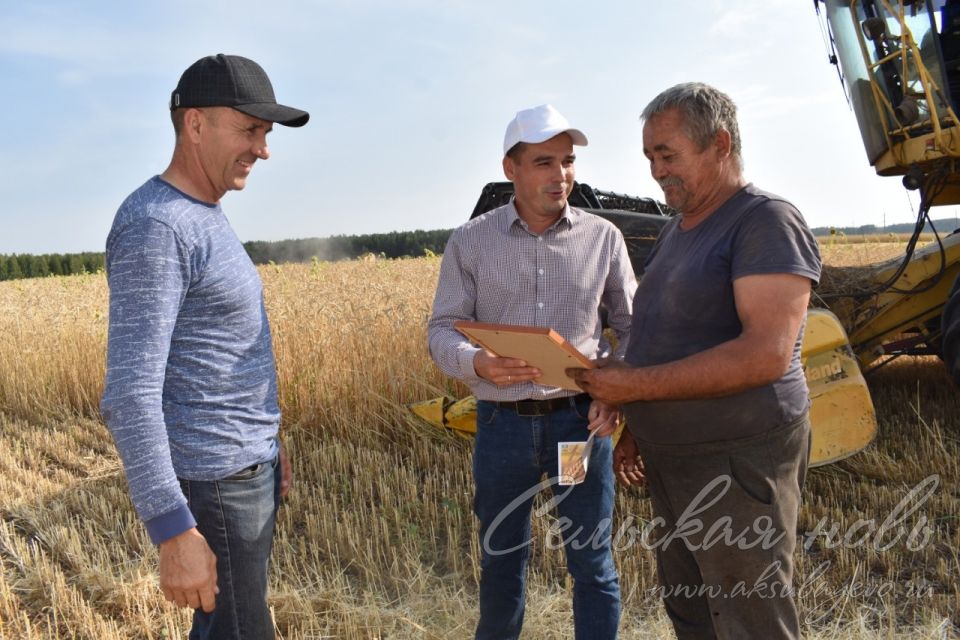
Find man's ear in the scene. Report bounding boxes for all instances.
[502,155,516,181]
[183,108,204,143]
[714,128,732,159]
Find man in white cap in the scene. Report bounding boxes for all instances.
[427,104,636,639]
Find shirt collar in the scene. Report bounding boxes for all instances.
[505,198,575,234]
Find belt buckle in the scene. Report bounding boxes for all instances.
[515,400,547,417]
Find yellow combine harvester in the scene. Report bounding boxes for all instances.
[412,0,960,466]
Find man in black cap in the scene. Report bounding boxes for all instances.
[101,54,308,639]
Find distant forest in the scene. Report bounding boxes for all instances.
[810,217,960,237]
[243,229,453,264]
[0,252,105,281]
[0,229,453,282]
[4,218,959,282]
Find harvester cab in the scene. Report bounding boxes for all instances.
[815,0,960,374]
[818,0,960,187]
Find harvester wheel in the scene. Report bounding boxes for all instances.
[943,272,960,385]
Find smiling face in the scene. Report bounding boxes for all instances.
[193,107,273,201]
[502,133,576,231]
[641,106,756,231]
[642,108,728,221]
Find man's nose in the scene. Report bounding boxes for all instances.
[650,159,667,180]
[254,132,270,160]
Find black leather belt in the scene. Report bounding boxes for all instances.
[493,393,590,417]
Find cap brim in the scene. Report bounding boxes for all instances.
[234,103,310,127]
[565,128,588,146]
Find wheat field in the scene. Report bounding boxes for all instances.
[0,249,958,639]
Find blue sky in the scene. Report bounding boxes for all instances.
[1,0,953,255]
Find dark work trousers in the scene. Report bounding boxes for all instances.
[636,414,810,640]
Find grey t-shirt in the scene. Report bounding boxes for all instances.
[624,184,822,445]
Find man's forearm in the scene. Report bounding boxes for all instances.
[633,337,789,401]
[575,334,792,405]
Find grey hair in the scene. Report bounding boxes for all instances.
[641,82,742,170]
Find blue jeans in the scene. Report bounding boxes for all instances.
[473,398,620,640]
[179,455,281,640]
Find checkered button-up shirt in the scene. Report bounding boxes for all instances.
[428,200,637,401]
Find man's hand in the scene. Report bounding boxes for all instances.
[566,360,640,406]
[613,429,645,487]
[474,349,541,386]
[586,400,620,438]
[159,528,218,612]
[279,441,293,498]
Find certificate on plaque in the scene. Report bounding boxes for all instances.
[454,321,593,391]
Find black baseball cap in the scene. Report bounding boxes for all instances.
[170,54,309,127]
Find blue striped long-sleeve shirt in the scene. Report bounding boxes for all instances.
[101,176,280,545]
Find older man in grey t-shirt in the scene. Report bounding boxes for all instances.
[570,84,821,640]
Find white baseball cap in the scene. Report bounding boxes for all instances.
[503,104,589,156]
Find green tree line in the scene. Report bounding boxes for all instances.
[0,253,105,281]
[243,229,454,264]
[0,229,455,282]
